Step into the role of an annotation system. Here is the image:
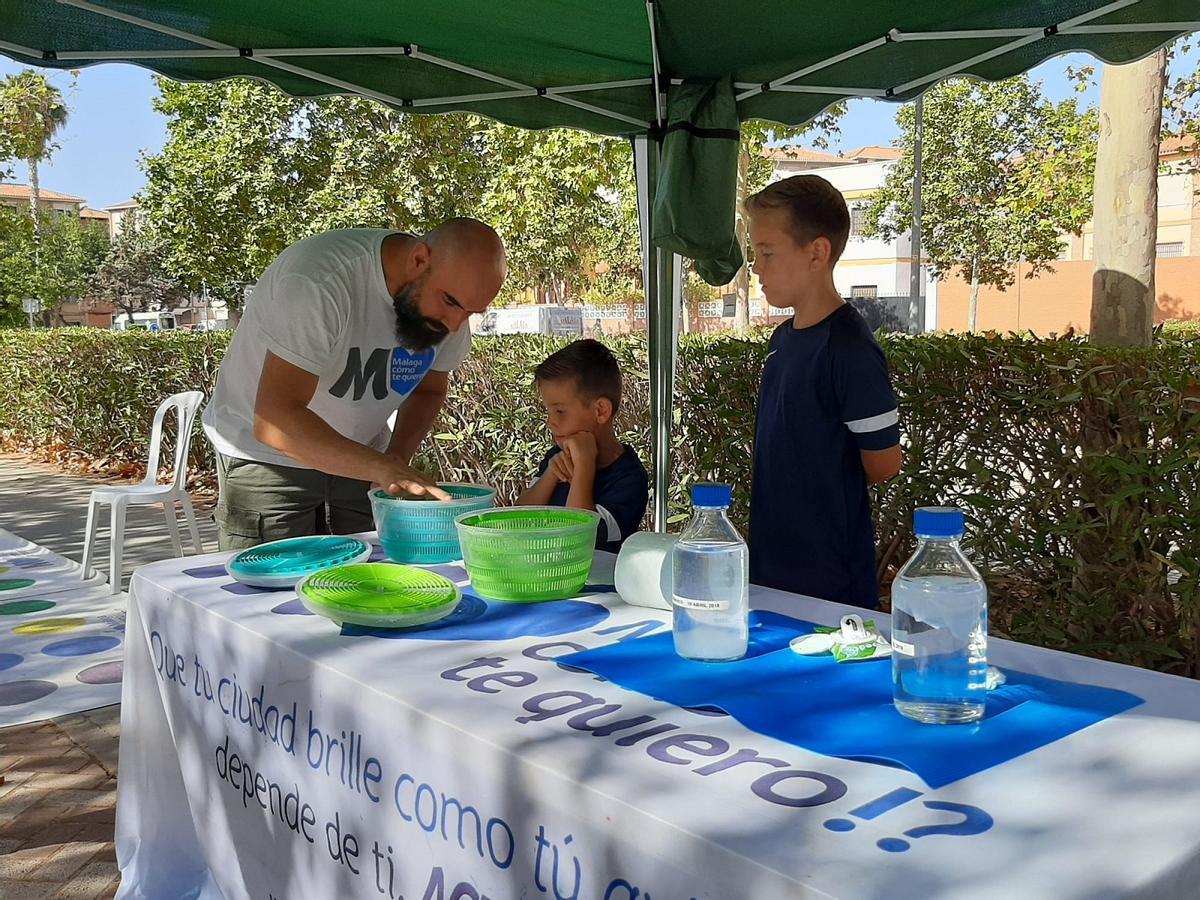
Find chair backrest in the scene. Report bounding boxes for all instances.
[144,391,206,490]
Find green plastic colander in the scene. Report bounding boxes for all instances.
[295,563,461,628]
[454,506,599,603]
[370,484,496,564]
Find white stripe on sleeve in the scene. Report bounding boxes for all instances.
[845,408,899,434]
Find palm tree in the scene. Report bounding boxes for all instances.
[0,71,69,239]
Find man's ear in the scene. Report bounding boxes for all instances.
[410,240,432,275]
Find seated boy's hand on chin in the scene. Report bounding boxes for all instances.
[559,431,598,467]
[548,450,574,483]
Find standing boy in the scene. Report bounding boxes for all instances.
[746,175,902,608]
[517,339,648,553]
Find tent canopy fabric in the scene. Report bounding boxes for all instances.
[1,1,1192,137]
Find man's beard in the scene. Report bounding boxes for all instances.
[393,281,449,352]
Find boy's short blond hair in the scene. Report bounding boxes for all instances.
[745,174,851,263]
[534,338,623,413]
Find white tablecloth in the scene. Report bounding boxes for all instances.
[115,542,1200,899]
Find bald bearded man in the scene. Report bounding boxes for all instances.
[202,218,506,551]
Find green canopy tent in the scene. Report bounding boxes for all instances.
[2,0,1194,526]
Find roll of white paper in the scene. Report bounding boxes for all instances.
[614,531,679,610]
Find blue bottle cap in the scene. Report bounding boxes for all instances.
[692,483,732,508]
[913,506,965,539]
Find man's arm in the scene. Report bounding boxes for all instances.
[387,370,449,464]
[862,445,902,485]
[253,351,448,498]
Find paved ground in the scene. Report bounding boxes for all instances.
[0,708,120,899]
[0,452,218,897]
[0,453,218,593]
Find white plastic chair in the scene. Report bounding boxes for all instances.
[82,391,207,592]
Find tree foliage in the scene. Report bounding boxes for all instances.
[0,70,71,231]
[0,208,108,326]
[863,76,1097,330]
[139,79,640,309]
[90,214,189,323]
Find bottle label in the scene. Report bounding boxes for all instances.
[891,637,916,657]
[672,595,730,611]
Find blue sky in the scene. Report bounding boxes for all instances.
[1,45,1195,211]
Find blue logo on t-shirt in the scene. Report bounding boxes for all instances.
[390,347,435,397]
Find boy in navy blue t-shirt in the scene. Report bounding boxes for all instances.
[516,339,648,553]
[746,175,902,609]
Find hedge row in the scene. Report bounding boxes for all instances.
[1,326,1197,676]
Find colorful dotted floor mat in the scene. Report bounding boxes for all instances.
[0,529,125,727]
[0,528,109,600]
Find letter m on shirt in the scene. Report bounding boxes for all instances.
[329,347,390,401]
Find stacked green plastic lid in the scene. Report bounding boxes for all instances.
[296,562,461,628]
[226,536,372,589]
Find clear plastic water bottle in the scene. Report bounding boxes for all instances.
[671,483,749,662]
[891,507,988,724]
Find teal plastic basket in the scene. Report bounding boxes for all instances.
[370,483,495,564]
[454,506,599,603]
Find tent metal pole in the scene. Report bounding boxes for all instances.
[53,48,239,59]
[645,0,665,126]
[405,48,650,127]
[550,79,654,94]
[0,37,42,57]
[1068,22,1199,33]
[891,0,1139,95]
[250,55,417,108]
[736,0,1161,103]
[768,85,888,96]
[893,22,1197,41]
[736,35,888,101]
[634,135,674,532]
[412,90,536,107]
[909,95,925,333]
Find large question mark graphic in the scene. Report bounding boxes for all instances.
[824,787,925,832]
[877,801,994,852]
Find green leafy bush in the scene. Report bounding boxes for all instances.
[1,326,1196,675]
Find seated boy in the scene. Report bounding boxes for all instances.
[516,339,648,553]
[745,174,903,609]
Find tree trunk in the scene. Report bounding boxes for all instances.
[1089,50,1167,347]
[733,145,751,332]
[28,156,40,238]
[968,255,981,333]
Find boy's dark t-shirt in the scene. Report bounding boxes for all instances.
[535,444,649,553]
[750,304,899,609]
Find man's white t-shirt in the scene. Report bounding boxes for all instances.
[202,229,471,468]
